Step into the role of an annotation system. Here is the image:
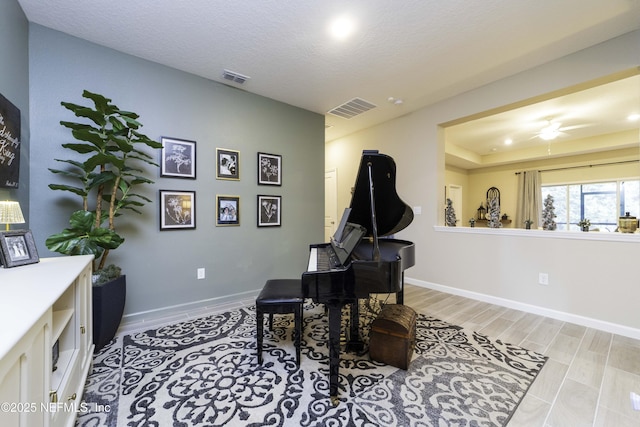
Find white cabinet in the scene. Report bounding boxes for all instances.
[0,256,94,427]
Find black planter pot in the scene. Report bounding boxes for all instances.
[93,275,126,352]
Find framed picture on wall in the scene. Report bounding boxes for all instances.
[0,230,39,268]
[160,137,196,179]
[257,152,282,185]
[0,93,21,189]
[257,195,281,227]
[216,195,240,226]
[216,148,240,180]
[159,190,196,230]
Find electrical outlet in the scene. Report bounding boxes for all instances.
[538,273,549,285]
[197,268,205,280]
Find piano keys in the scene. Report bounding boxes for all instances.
[306,215,366,272]
[307,246,332,271]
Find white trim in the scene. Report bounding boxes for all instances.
[121,275,640,341]
[406,276,640,340]
[434,225,640,243]
[122,288,260,325]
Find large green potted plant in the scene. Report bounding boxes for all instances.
[46,90,162,351]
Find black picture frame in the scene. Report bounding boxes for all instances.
[257,195,281,227]
[160,137,196,179]
[0,93,21,189]
[159,190,196,230]
[216,148,240,180]
[257,152,282,186]
[216,195,240,226]
[0,229,39,268]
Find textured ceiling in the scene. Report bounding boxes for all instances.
[17,0,640,143]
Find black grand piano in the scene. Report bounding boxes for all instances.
[302,150,415,400]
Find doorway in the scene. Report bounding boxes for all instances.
[325,169,337,241]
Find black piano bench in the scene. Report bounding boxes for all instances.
[256,279,304,366]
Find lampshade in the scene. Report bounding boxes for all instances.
[0,201,25,230]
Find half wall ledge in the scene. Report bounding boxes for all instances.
[434,225,640,243]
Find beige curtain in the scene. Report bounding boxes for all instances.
[516,170,541,229]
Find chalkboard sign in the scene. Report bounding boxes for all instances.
[0,93,21,188]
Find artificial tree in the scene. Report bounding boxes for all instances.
[542,194,557,230]
[45,90,162,350]
[46,90,161,272]
[487,197,502,228]
[445,198,457,226]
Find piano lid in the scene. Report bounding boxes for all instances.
[348,150,414,237]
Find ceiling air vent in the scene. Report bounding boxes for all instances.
[327,98,377,119]
[222,69,250,84]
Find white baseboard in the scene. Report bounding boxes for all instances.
[405,277,640,341]
[121,280,640,341]
[122,288,260,326]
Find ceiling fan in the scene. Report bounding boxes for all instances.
[532,119,591,141]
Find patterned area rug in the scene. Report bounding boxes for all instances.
[76,302,546,426]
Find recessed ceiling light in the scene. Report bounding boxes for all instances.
[628,113,640,122]
[504,138,513,145]
[329,15,355,40]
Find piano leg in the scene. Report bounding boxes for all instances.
[346,301,365,353]
[327,302,342,402]
[396,272,405,305]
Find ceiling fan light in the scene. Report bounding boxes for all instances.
[539,121,561,140]
[539,129,559,140]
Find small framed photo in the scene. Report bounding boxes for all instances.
[258,152,282,186]
[216,148,240,180]
[216,195,240,226]
[257,195,281,227]
[159,190,196,230]
[0,230,39,268]
[161,137,196,179]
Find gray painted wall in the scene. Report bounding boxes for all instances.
[27,25,325,316]
[0,0,30,219]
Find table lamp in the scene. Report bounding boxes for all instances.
[0,201,25,231]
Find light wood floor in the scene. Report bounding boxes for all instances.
[119,283,640,426]
[400,284,640,426]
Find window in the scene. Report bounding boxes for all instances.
[542,180,639,231]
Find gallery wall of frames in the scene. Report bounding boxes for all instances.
[0,133,286,269]
[159,136,283,231]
